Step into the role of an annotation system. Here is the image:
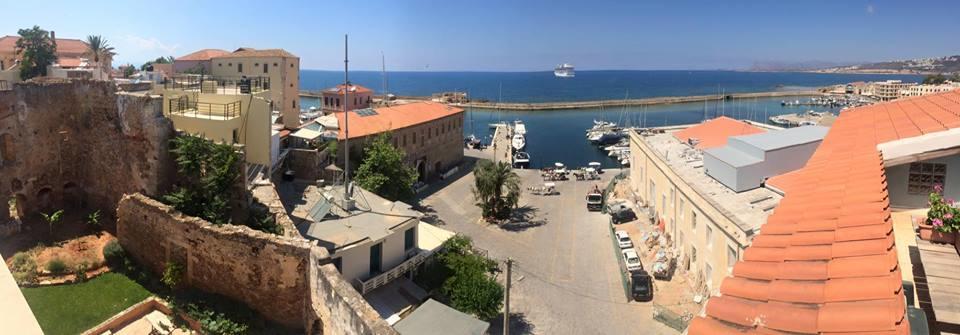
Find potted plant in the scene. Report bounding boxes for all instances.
[919,184,959,244]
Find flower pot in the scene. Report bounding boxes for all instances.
[919,222,957,244]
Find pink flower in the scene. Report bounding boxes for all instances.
[948,198,956,205]
[934,184,944,193]
[932,218,944,227]
[946,213,954,219]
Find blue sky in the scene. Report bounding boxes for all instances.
[3,0,958,71]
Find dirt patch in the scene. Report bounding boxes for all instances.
[34,233,115,270]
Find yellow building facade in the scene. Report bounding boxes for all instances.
[210,48,300,129]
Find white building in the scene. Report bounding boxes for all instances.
[900,81,960,97]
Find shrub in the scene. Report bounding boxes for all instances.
[10,252,37,285]
[103,240,126,268]
[162,261,184,289]
[46,258,68,275]
[74,263,89,283]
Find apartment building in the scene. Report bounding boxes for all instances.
[900,81,960,97]
[321,84,373,113]
[210,48,300,129]
[865,79,916,101]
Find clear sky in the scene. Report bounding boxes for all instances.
[2,0,958,71]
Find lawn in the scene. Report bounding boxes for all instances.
[21,272,152,335]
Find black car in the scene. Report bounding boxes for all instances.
[631,270,653,302]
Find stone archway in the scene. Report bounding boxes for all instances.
[36,187,53,212]
[415,159,426,183]
[14,193,27,219]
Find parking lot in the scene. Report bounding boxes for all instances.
[418,154,674,334]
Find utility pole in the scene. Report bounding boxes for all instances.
[503,258,512,335]
[343,34,351,200]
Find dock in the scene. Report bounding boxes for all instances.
[491,124,513,166]
[454,90,821,111]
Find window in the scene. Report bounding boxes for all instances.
[727,246,738,272]
[404,228,415,251]
[649,182,656,209]
[412,133,417,144]
[691,246,698,265]
[369,243,383,275]
[908,162,947,194]
[335,98,340,107]
[691,211,698,232]
[290,63,294,68]
[218,63,222,67]
[274,63,278,67]
[661,194,666,214]
[670,188,675,210]
[0,133,14,163]
[232,129,239,144]
[292,100,296,109]
[263,63,268,73]
[403,134,407,146]
[678,231,684,248]
[706,224,713,250]
[678,198,685,221]
[705,263,713,288]
[228,62,232,66]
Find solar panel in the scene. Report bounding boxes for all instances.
[307,198,333,222]
[355,108,378,117]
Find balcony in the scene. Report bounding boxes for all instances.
[163,75,270,95]
[355,250,428,295]
[168,97,241,120]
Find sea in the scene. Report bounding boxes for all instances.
[299,70,923,168]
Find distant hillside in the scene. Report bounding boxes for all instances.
[813,55,960,75]
[749,60,850,72]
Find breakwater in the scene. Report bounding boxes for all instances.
[300,90,822,111]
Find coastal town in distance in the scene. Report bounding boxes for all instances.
[3,1,960,334]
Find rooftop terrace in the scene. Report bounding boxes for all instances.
[640,129,782,234]
[296,185,421,252]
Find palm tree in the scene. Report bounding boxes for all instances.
[85,35,115,80]
[472,160,521,220]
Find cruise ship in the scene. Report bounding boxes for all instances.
[554,63,575,78]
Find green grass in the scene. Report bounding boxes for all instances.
[21,273,152,335]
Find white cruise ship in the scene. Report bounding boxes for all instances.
[554,63,575,78]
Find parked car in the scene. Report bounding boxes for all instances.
[622,249,642,272]
[631,270,654,301]
[608,204,636,224]
[615,230,633,249]
[586,186,603,211]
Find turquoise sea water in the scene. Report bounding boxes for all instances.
[299,70,922,168]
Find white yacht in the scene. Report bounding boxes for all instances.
[512,133,526,151]
[513,120,527,135]
[513,151,530,168]
[554,63,575,78]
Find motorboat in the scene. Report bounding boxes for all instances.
[513,151,530,168]
[513,120,527,135]
[512,133,526,151]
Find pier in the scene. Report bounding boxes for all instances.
[491,124,513,166]
[300,90,823,111]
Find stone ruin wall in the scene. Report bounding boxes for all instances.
[0,80,175,220]
[117,194,396,334]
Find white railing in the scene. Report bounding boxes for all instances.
[355,251,429,295]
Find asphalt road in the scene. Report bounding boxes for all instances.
[418,153,674,335]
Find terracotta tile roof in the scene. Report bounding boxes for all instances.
[56,57,82,67]
[175,49,229,61]
[673,116,766,149]
[213,48,297,59]
[334,102,463,140]
[0,35,89,56]
[688,89,960,334]
[325,84,373,96]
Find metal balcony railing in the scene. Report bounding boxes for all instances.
[163,75,270,94]
[168,97,241,119]
[354,250,428,295]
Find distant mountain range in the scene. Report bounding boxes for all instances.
[751,56,960,75]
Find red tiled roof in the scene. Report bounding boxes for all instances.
[673,116,766,149]
[57,57,82,67]
[214,48,297,59]
[325,84,373,96]
[334,102,463,140]
[0,35,89,56]
[175,49,229,61]
[688,89,960,334]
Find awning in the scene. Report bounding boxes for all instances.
[291,127,323,141]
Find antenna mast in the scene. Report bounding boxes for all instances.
[381,51,387,106]
[343,34,351,200]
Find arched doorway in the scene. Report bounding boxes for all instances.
[415,159,426,182]
[14,193,27,219]
[434,161,443,180]
[36,187,53,212]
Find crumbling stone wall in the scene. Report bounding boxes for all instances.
[0,80,175,218]
[117,194,395,333]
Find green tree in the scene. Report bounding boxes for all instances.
[923,74,948,85]
[140,56,174,71]
[41,209,64,238]
[354,133,418,202]
[15,26,58,80]
[122,64,135,78]
[84,35,115,80]
[163,135,241,225]
[472,160,521,220]
[436,236,503,320]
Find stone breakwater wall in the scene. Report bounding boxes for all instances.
[0,80,176,219]
[117,194,396,334]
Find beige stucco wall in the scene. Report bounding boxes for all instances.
[331,219,418,285]
[210,55,300,129]
[628,131,751,292]
[160,90,273,166]
[0,69,19,88]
